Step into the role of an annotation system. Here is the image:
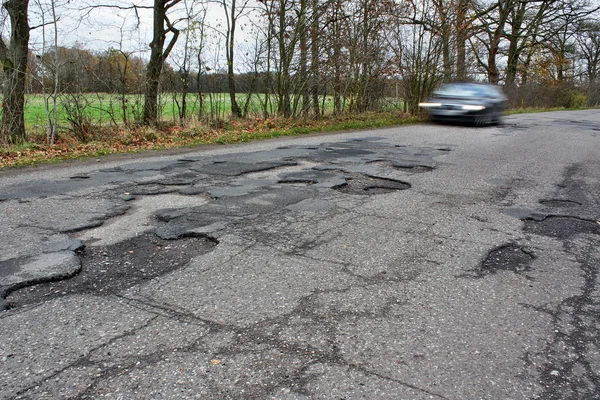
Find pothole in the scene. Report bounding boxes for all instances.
[367,160,435,173]
[539,199,582,208]
[479,243,536,277]
[5,233,217,309]
[524,216,600,240]
[393,164,434,173]
[76,194,209,247]
[333,173,411,195]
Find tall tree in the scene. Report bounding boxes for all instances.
[577,20,600,83]
[143,0,181,125]
[0,0,30,144]
[310,0,321,118]
[220,0,250,118]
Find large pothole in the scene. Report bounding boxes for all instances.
[333,173,411,195]
[539,199,582,208]
[524,216,600,240]
[5,233,217,309]
[479,243,537,277]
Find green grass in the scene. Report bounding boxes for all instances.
[22,93,405,131]
[22,92,291,130]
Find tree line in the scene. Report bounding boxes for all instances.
[1,0,599,144]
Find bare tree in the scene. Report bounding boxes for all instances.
[469,0,512,83]
[31,0,61,143]
[217,0,251,118]
[390,0,443,113]
[170,0,206,122]
[143,0,182,125]
[577,19,600,83]
[0,0,30,144]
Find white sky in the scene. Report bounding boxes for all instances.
[28,1,160,55]
[20,0,248,70]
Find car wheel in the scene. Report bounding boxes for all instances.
[491,107,503,126]
[474,112,491,127]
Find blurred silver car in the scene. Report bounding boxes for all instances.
[419,82,507,126]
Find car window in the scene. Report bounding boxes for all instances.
[435,84,490,97]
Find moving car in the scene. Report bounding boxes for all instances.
[419,82,507,126]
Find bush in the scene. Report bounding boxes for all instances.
[564,91,586,109]
[506,82,587,110]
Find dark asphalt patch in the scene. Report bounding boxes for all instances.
[193,160,298,176]
[392,163,435,172]
[511,162,600,399]
[479,243,537,277]
[524,216,600,240]
[5,234,217,309]
[332,173,411,195]
[539,199,582,208]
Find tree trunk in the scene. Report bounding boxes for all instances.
[310,0,320,118]
[431,0,452,81]
[143,0,180,126]
[225,0,242,118]
[299,0,309,116]
[455,0,468,81]
[332,3,341,115]
[143,0,167,125]
[505,1,525,89]
[487,0,511,84]
[277,0,291,117]
[1,0,30,144]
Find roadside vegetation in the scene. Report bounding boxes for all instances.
[0,99,419,168]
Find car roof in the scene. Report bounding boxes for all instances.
[435,82,504,97]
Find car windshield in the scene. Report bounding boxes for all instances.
[434,84,489,98]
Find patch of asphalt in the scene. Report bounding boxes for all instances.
[477,243,537,277]
[193,160,298,176]
[76,194,209,247]
[518,162,600,399]
[0,226,83,263]
[0,196,131,235]
[3,137,446,310]
[5,233,217,309]
[539,199,582,208]
[331,173,411,195]
[0,295,156,399]
[0,250,82,310]
[1,136,463,398]
[524,215,600,240]
[531,236,600,400]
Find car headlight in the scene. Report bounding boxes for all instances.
[419,102,442,108]
[461,105,486,111]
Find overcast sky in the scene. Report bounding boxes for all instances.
[10,0,259,71]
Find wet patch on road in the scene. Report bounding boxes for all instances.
[5,233,217,309]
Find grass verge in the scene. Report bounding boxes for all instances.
[0,112,422,169]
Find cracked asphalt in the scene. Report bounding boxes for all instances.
[1,110,600,399]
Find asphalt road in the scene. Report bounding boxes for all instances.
[1,110,600,399]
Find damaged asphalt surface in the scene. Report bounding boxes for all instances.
[1,110,600,399]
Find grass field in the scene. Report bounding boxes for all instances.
[22,92,405,132]
[23,92,256,129]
